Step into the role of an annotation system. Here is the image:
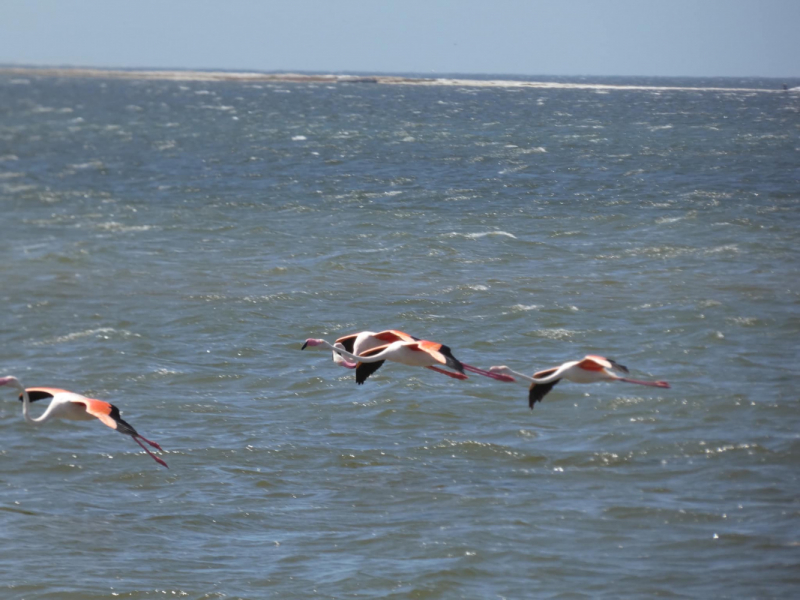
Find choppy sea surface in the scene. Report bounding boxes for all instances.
[1,71,799,599]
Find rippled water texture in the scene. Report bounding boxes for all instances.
[1,73,799,599]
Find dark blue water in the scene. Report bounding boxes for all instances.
[1,71,799,599]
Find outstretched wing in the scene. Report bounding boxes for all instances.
[374,330,418,342]
[355,360,385,384]
[18,387,69,403]
[528,379,560,409]
[354,344,391,385]
[577,356,611,371]
[80,398,139,437]
[334,334,359,353]
[412,341,465,373]
[528,368,561,409]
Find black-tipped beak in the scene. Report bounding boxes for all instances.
[301,341,309,350]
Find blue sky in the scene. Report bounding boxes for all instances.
[1,0,798,78]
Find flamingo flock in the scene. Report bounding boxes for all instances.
[302,329,669,405]
[302,329,515,384]
[1,328,669,471]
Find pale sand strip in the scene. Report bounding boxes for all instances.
[0,66,781,93]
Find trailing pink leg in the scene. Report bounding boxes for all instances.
[133,436,168,468]
[427,366,469,380]
[463,363,516,382]
[618,377,670,388]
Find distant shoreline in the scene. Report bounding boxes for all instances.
[0,66,784,93]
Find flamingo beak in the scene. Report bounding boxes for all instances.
[301,341,309,350]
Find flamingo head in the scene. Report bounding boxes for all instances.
[301,338,326,350]
[488,366,515,379]
[0,376,22,389]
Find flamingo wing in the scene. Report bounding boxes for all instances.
[354,344,391,385]
[374,330,418,342]
[334,334,359,353]
[355,360,386,385]
[577,356,612,371]
[84,399,168,468]
[80,398,139,437]
[528,379,560,409]
[18,387,68,403]
[528,367,561,409]
[413,341,464,373]
[532,367,560,379]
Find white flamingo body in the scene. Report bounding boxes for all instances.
[21,389,100,422]
[533,359,614,385]
[0,376,168,468]
[302,329,514,384]
[331,330,416,369]
[489,355,669,409]
[359,341,453,369]
[303,337,468,384]
[307,330,515,384]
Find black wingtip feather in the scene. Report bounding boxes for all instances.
[528,379,560,409]
[18,390,54,403]
[339,337,356,353]
[437,344,465,374]
[109,404,140,437]
[608,359,629,373]
[356,360,385,385]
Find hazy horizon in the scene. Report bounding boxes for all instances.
[1,1,798,79]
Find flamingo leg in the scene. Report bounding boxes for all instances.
[132,435,169,468]
[462,363,516,382]
[134,434,164,452]
[426,366,469,380]
[618,378,670,388]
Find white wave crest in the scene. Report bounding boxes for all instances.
[448,231,517,240]
[33,328,139,346]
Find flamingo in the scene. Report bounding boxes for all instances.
[328,330,416,370]
[329,329,515,383]
[302,336,515,384]
[0,376,168,468]
[488,355,670,409]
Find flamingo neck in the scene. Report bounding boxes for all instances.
[332,343,358,369]
[530,372,562,384]
[2,378,45,425]
[505,368,536,384]
[15,384,54,425]
[321,340,389,364]
[21,389,52,425]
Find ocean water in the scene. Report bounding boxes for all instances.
[1,71,799,599]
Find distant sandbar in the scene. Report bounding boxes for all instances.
[0,66,781,93]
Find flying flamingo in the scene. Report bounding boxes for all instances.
[328,329,514,383]
[488,355,670,409]
[0,376,168,468]
[302,336,515,384]
[328,330,416,370]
